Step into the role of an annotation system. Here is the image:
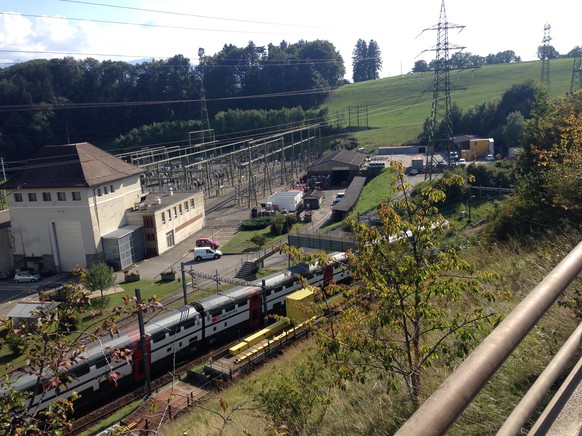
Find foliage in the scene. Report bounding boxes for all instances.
[287,162,503,410]
[0,284,111,433]
[489,89,582,240]
[250,233,267,248]
[270,213,288,235]
[251,357,331,434]
[240,217,273,231]
[82,262,116,302]
[466,160,516,188]
[352,39,382,83]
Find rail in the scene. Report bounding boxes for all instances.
[396,240,582,435]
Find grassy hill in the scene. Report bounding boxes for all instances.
[322,58,575,149]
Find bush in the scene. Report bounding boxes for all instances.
[250,233,267,248]
[240,217,273,231]
[6,335,26,355]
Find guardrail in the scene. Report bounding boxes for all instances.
[396,240,582,435]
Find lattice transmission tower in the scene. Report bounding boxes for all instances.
[419,0,465,180]
[570,50,582,93]
[540,23,551,91]
[198,47,211,131]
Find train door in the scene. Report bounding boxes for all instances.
[323,264,334,287]
[132,337,151,382]
[249,294,261,328]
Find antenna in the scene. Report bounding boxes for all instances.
[540,23,551,91]
[418,0,465,180]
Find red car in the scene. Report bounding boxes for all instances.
[195,237,220,249]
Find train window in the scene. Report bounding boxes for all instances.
[95,356,108,369]
[265,290,272,297]
[167,347,172,353]
[71,363,90,377]
[213,327,217,332]
[189,337,197,344]
[152,332,166,343]
[168,326,180,336]
[304,272,314,280]
[77,387,93,399]
[224,322,227,327]
[238,300,247,307]
[225,305,235,312]
[211,309,222,318]
[183,320,196,330]
[274,286,282,293]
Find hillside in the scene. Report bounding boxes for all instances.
[322,58,575,149]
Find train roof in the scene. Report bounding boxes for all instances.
[193,285,261,313]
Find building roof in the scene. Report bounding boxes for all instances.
[1,142,143,189]
[308,149,367,170]
[8,301,60,319]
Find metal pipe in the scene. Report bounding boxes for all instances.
[396,240,582,435]
[529,350,582,434]
[498,322,582,435]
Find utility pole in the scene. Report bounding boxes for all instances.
[135,288,152,398]
[418,0,465,180]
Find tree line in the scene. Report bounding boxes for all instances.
[0,39,346,161]
[412,45,582,72]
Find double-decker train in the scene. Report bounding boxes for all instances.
[7,252,351,413]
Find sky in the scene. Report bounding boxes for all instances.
[0,0,580,80]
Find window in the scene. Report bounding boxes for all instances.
[97,188,102,197]
[57,192,66,201]
[14,193,23,202]
[161,212,166,224]
[167,209,172,221]
[28,193,37,202]
[179,204,182,215]
[72,192,81,201]
[42,192,51,201]
[166,230,175,248]
[110,184,115,193]
[104,186,109,195]
[152,332,165,343]
[190,199,195,208]
[184,201,189,212]
[173,207,177,218]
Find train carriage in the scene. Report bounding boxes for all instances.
[6,252,351,414]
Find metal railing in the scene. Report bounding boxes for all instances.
[396,240,582,435]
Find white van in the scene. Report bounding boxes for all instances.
[193,247,222,261]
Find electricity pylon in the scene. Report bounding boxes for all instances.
[418,0,465,180]
[540,23,551,91]
[198,47,211,132]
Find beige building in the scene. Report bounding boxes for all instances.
[1,142,206,273]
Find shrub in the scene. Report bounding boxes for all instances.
[250,233,267,248]
[240,217,273,230]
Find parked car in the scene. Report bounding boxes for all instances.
[457,158,467,168]
[14,271,42,283]
[193,247,222,261]
[195,237,220,249]
[485,154,495,161]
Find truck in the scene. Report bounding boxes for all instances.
[267,190,303,212]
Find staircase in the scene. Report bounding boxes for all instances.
[235,261,258,279]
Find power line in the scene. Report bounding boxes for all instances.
[58,0,335,29]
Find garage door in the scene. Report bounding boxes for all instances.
[53,221,86,271]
